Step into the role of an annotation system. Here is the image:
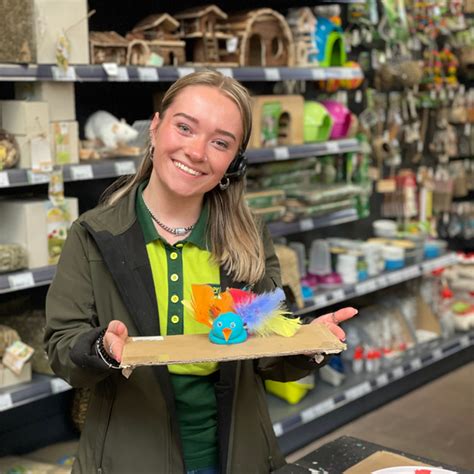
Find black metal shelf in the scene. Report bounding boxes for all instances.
[0,64,363,83]
[270,331,474,454]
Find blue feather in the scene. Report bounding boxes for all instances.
[235,288,287,332]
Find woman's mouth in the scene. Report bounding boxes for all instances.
[173,160,204,177]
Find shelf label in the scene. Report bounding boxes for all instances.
[392,366,405,379]
[137,67,159,82]
[114,161,136,176]
[311,68,326,80]
[51,378,71,394]
[376,275,389,287]
[355,279,378,294]
[8,272,35,290]
[376,373,389,387]
[345,381,371,401]
[300,405,318,423]
[314,294,328,308]
[273,423,283,437]
[313,398,336,417]
[102,62,119,76]
[331,289,345,301]
[51,66,77,81]
[117,67,129,81]
[299,218,314,232]
[177,67,195,78]
[0,393,13,411]
[70,165,93,181]
[216,68,234,78]
[264,68,281,81]
[325,142,340,154]
[459,335,469,348]
[0,171,10,188]
[432,347,443,360]
[27,170,50,184]
[410,358,422,370]
[274,146,290,160]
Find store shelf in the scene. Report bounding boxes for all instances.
[0,64,363,83]
[0,266,56,294]
[0,141,360,189]
[247,139,361,165]
[296,252,458,316]
[270,330,474,453]
[268,208,359,237]
[0,374,71,412]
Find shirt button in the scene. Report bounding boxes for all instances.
[170,252,178,260]
[171,315,180,324]
[171,294,179,303]
[176,243,184,248]
[170,273,179,282]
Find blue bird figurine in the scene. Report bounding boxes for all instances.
[209,312,248,345]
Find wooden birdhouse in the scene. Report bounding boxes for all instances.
[222,9,295,67]
[174,5,236,65]
[127,40,151,66]
[89,31,129,65]
[286,8,318,66]
[127,13,186,66]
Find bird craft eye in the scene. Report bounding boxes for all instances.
[230,322,236,329]
[217,321,223,328]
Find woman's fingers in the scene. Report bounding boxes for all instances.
[104,320,129,362]
[316,307,358,325]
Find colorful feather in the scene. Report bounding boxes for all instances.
[210,290,234,317]
[187,284,215,328]
[228,288,255,306]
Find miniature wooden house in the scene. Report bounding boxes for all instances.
[127,40,150,66]
[89,31,129,65]
[174,5,235,65]
[222,9,295,67]
[286,8,318,66]
[128,14,185,66]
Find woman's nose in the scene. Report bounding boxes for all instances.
[185,137,207,161]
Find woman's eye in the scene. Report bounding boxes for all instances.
[177,123,191,133]
[214,139,229,150]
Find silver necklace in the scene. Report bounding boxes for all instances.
[143,201,196,236]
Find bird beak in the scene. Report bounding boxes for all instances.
[222,328,232,341]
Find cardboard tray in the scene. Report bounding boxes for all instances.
[121,323,346,368]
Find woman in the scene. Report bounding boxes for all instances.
[45,70,357,474]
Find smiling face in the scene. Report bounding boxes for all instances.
[149,85,244,201]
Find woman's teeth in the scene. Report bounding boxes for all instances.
[173,161,203,176]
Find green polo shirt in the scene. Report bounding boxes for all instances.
[136,182,219,470]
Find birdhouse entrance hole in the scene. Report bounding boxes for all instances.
[278,112,291,144]
[248,34,264,66]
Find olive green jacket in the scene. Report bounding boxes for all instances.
[45,183,317,474]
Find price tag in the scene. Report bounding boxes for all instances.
[331,289,345,301]
[392,366,404,379]
[50,378,71,394]
[117,67,129,81]
[114,161,136,176]
[325,142,340,154]
[345,381,371,401]
[178,67,195,78]
[376,373,389,387]
[264,68,281,81]
[273,423,283,437]
[355,279,378,295]
[410,358,422,370]
[459,335,469,348]
[102,62,119,77]
[0,171,10,188]
[314,294,328,307]
[299,218,314,232]
[274,146,290,160]
[137,67,159,82]
[376,275,389,287]
[51,66,77,81]
[313,398,335,417]
[0,393,13,411]
[311,68,326,80]
[216,68,234,78]
[70,165,93,181]
[300,405,319,423]
[27,170,50,184]
[8,272,35,290]
[432,347,443,360]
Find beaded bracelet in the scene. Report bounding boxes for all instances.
[95,329,121,369]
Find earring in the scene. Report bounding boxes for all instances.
[219,177,230,191]
[149,145,155,161]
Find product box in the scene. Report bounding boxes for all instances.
[0,361,32,389]
[15,134,53,170]
[0,197,79,269]
[15,82,76,121]
[50,121,79,165]
[121,323,346,370]
[0,100,50,136]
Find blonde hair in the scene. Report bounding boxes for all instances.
[102,70,265,284]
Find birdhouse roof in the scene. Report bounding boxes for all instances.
[174,4,227,21]
[131,13,180,33]
[89,31,129,47]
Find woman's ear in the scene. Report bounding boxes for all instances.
[149,112,160,146]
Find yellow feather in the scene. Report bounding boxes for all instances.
[253,311,301,338]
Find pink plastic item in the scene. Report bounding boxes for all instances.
[320,100,351,139]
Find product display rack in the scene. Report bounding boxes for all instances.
[270,330,474,454]
[0,64,363,83]
[0,139,361,189]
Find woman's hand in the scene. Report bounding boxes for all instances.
[310,307,358,341]
[103,320,128,363]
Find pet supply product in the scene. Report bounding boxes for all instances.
[382,245,405,271]
[303,101,333,142]
[320,100,351,139]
